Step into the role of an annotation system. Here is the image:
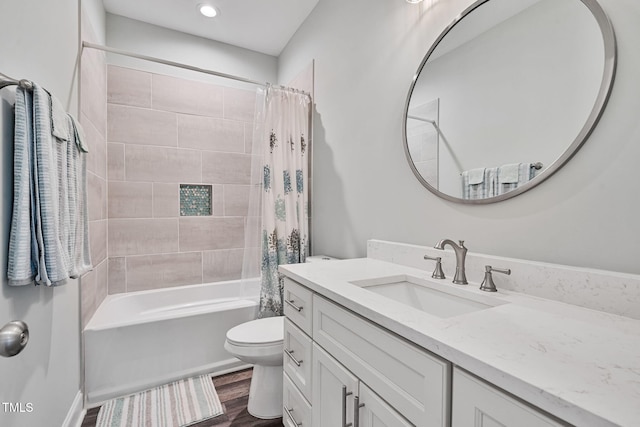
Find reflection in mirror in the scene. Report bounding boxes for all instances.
[404,0,616,203]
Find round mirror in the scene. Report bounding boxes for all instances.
[403,0,616,203]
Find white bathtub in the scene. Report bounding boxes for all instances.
[84,279,260,405]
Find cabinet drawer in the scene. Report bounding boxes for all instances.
[452,368,563,427]
[283,278,314,335]
[313,295,451,427]
[283,372,312,427]
[284,318,313,401]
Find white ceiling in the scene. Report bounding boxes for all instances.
[102,0,320,56]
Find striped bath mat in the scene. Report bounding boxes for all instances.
[96,375,224,427]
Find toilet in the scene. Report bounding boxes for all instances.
[224,255,337,419]
[224,316,284,419]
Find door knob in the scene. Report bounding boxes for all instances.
[0,320,29,357]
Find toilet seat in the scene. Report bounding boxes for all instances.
[226,316,284,347]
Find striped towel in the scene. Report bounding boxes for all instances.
[96,375,224,427]
[7,82,91,286]
[462,167,497,200]
[7,83,37,285]
[497,162,534,195]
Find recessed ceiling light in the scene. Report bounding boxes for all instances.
[198,4,218,18]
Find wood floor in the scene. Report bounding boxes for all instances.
[81,369,283,427]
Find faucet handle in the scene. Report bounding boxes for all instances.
[424,255,445,279]
[458,240,465,247]
[480,265,511,292]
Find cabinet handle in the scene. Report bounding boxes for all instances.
[353,395,365,427]
[342,385,353,427]
[284,348,303,366]
[284,406,302,426]
[285,299,303,312]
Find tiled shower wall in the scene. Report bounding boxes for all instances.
[106,65,256,293]
[80,10,108,328]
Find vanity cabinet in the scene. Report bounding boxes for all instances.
[313,294,451,426]
[277,247,639,427]
[283,277,450,427]
[452,368,563,427]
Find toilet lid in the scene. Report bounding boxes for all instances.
[226,316,284,346]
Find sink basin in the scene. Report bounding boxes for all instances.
[350,275,507,318]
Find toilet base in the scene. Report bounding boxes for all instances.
[247,364,283,419]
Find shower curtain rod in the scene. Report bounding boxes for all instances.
[81,41,309,96]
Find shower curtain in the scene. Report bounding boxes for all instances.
[242,85,311,318]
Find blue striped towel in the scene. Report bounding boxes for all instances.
[7,82,91,286]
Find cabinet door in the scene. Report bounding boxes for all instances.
[312,343,359,427]
[452,368,563,427]
[358,383,413,427]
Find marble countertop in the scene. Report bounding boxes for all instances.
[279,258,640,427]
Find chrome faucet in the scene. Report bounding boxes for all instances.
[434,239,468,285]
[480,265,511,292]
[423,255,445,279]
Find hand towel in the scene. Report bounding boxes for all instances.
[485,167,498,198]
[497,163,534,196]
[468,167,486,185]
[50,92,70,142]
[498,163,521,183]
[462,167,497,200]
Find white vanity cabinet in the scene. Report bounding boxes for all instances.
[313,295,451,426]
[283,277,451,427]
[278,251,639,426]
[452,368,563,427]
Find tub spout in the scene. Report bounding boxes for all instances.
[434,239,468,285]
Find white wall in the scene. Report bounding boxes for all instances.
[105,14,277,90]
[278,0,640,275]
[0,1,82,426]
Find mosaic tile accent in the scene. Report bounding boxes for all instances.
[180,184,212,216]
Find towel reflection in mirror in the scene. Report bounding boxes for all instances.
[461,162,538,200]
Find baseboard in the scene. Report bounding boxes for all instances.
[86,358,249,408]
[62,391,85,427]
[211,362,253,378]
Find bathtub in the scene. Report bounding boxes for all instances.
[84,279,260,405]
